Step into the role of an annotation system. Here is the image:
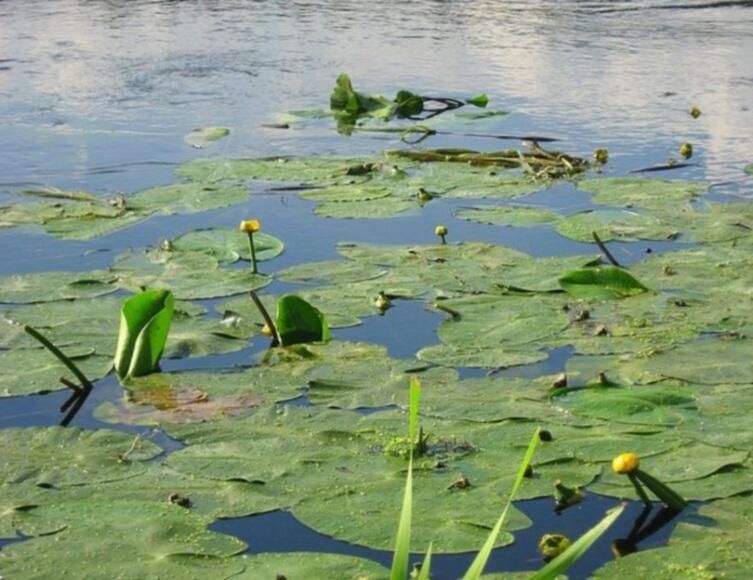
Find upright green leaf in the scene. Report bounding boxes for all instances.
[417,543,433,580]
[275,295,331,346]
[530,504,625,580]
[463,428,541,580]
[390,377,422,580]
[114,289,174,381]
[559,267,649,300]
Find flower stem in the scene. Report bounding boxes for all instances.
[248,290,279,346]
[23,325,93,391]
[247,232,259,274]
[628,472,652,507]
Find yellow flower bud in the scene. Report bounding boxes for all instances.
[261,323,273,337]
[239,219,261,233]
[374,292,392,311]
[612,452,640,474]
[679,143,693,159]
[435,225,448,237]
[689,107,701,119]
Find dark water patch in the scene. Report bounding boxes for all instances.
[333,299,444,360]
[491,346,574,380]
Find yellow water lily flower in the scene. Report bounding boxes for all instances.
[612,452,640,474]
[261,323,273,337]
[239,219,261,233]
[435,225,448,237]
[538,533,571,559]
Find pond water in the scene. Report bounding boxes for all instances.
[2,0,753,578]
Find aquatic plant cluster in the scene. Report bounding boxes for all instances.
[2,78,753,578]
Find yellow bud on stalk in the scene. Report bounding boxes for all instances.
[612,452,640,475]
[538,533,571,560]
[239,219,261,273]
[435,225,448,244]
[261,323,273,337]
[239,219,261,233]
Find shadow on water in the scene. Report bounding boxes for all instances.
[211,495,687,578]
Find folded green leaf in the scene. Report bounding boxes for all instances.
[114,289,174,381]
[530,504,625,580]
[417,543,433,580]
[559,266,649,300]
[275,295,331,346]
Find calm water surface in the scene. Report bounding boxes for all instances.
[1,1,752,577]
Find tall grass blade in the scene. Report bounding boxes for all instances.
[463,427,541,580]
[390,377,422,580]
[530,503,625,580]
[416,543,433,580]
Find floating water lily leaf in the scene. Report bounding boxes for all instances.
[314,196,418,219]
[0,270,116,304]
[330,73,394,124]
[94,366,306,426]
[555,209,680,242]
[171,227,284,264]
[234,552,389,580]
[298,183,393,202]
[115,289,174,381]
[185,126,230,148]
[559,267,649,300]
[0,499,246,580]
[19,188,97,201]
[0,484,68,539]
[293,472,531,553]
[435,293,569,349]
[404,163,543,199]
[577,177,708,210]
[276,260,387,285]
[1,427,161,486]
[676,201,753,243]
[276,294,331,346]
[456,204,559,227]
[176,156,372,185]
[552,384,697,426]
[592,497,753,578]
[0,348,112,397]
[416,343,546,369]
[113,250,271,299]
[127,182,249,215]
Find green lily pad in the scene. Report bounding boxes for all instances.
[1,427,161,486]
[293,471,531,553]
[0,499,246,580]
[171,228,284,264]
[299,183,393,202]
[234,552,389,580]
[456,204,559,227]
[555,209,680,242]
[0,484,66,539]
[416,343,547,369]
[175,156,373,184]
[499,255,601,292]
[185,126,230,148]
[0,347,112,397]
[276,259,387,285]
[126,182,249,215]
[577,177,708,210]
[405,163,543,200]
[113,250,271,299]
[314,196,418,219]
[0,270,117,304]
[592,497,753,578]
[552,384,697,426]
[434,293,570,349]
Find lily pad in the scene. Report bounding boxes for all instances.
[1,427,161,486]
[0,270,117,304]
[127,182,249,215]
[276,260,387,285]
[185,126,230,148]
[314,196,418,219]
[555,209,680,242]
[456,204,559,227]
[416,343,547,369]
[0,499,246,580]
[299,183,392,202]
[577,177,708,209]
[171,227,284,264]
[234,552,389,580]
